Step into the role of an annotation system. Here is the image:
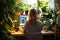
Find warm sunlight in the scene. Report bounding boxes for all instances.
[26,0,37,5]
[23,0,37,5]
[23,0,54,8]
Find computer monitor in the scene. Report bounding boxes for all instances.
[20,15,28,26]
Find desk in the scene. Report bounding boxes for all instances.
[10,31,55,35]
[10,30,56,40]
[9,30,24,40]
[10,30,55,35]
[41,30,55,35]
[41,30,56,40]
[11,31,24,36]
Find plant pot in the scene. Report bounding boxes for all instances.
[44,28,49,32]
[20,11,24,15]
[42,27,49,32]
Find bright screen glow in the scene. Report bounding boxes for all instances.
[20,15,28,25]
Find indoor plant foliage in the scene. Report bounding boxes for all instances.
[0,0,17,40]
[38,0,49,8]
[15,0,25,11]
[38,0,49,12]
[46,8,58,20]
[41,8,58,31]
[42,16,53,31]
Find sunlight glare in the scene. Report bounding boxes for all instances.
[27,0,37,5]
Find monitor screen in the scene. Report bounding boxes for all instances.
[20,15,28,26]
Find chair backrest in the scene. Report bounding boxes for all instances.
[25,33,42,40]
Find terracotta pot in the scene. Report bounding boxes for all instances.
[16,11,24,15]
[44,28,49,32]
[42,27,49,32]
[20,11,24,15]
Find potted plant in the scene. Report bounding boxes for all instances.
[38,0,49,13]
[15,3,24,15]
[42,18,53,32]
[0,0,17,40]
[42,8,58,31]
[42,25,49,32]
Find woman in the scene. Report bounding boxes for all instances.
[24,9,43,40]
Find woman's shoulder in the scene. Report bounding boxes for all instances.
[37,20,43,25]
[25,20,30,26]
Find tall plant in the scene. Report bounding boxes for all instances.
[38,0,49,8]
[38,0,49,12]
[0,0,17,40]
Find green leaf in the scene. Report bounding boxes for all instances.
[5,17,13,27]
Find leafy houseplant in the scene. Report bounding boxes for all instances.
[15,3,24,15]
[38,0,49,12]
[46,8,58,20]
[38,0,49,8]
[42,17,53,31]
[0,0,17,40]
[41,8,58,31]
[38,0,58,31]
[42,25,49,32]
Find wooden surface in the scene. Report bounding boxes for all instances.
[9,26,55,35]
[10,30,55,35]
[41,30,55,35]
